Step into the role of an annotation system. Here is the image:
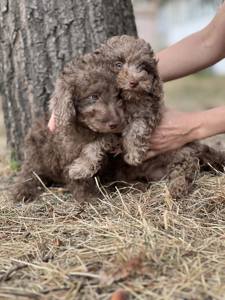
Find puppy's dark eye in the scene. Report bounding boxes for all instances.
[88,95,99,103]
[137,61,153,74]
[115,61,123,69]
[77,94,99,109]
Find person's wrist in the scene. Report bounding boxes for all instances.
[186,111,204,142]
[195,106,225,140]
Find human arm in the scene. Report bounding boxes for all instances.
[148,3,225,157]
[156,2,225,81]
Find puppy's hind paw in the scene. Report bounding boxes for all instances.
[10,181,40,203]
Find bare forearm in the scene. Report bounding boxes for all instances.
[194,106,225,141]
[157,31,217,81]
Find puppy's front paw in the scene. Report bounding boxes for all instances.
[124,152,144,166]
[68,160,99,180]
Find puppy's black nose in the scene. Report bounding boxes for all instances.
[109,122,118,130]
[129,80,138,88]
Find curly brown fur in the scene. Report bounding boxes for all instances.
[104,142,225,199]
[96,35,164,166]
[12,59,125,203]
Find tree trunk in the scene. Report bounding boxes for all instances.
[0,0,137,161]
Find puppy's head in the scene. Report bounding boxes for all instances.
[75,70,125,133]
[97,35,162,99]
[50,60,125,133]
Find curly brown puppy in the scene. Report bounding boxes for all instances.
[12,59,124,202]
[96,35,164,166]
[51,54,125,179]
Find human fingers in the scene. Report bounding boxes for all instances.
[48,113,56,132]
[146,140,185,159]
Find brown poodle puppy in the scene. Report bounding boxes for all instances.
[95,35,164,166]
[50,54,125,180]
[12,59,125,202]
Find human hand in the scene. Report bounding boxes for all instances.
[48,112,56,132]
[146,107,201,158]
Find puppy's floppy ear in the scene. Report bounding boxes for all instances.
[49,78,76,128]
[145,42,156,61]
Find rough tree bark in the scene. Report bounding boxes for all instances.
[0,0,137,161]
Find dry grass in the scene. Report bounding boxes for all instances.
[1,175,225,300]
[1,75,225,299]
